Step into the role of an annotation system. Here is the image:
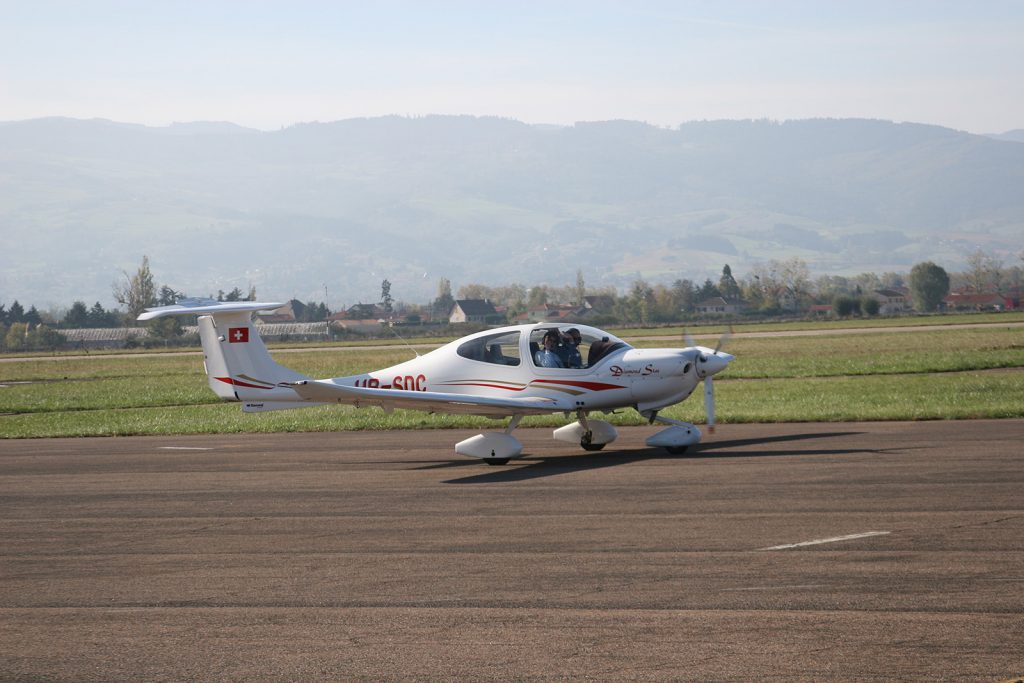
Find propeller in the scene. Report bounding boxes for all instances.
[684,327,734,434]
[704,376,716,433]
[714,326,731,354]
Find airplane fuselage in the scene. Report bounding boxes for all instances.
[336,323,700,415]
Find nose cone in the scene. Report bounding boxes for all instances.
[698,350,734,377]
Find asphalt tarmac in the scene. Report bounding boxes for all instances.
[1,420,1022,681]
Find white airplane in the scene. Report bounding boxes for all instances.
[139,299,734,464]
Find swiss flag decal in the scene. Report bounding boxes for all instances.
[228,327,249,343]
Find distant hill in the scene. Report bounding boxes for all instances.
[1,116,1022,308]
[986,129,1024,143]
[160,121,261,136]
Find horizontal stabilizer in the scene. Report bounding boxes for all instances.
[138,298,285,321]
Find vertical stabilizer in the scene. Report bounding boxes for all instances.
[138,299,310,402]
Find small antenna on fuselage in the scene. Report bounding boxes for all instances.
[387,322,421,358]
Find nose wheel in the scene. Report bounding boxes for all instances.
[644,415,703,453]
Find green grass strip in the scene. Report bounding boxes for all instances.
[3,371,1021,438]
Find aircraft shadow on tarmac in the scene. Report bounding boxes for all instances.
[431,431,879,484]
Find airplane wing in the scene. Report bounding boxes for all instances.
[287,380,571,418]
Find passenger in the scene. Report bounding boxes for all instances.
[560,328,583,368]
[487,344,506,364]
[534,330,565,368]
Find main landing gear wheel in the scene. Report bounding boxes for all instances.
[580,430,606,452]
[666,446,689,455]
[484,458,510,466]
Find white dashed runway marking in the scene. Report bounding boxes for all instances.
[758,531,891,551]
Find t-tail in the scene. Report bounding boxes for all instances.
[138,299,312,409]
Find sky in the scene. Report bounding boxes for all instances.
[1,0,1022,134]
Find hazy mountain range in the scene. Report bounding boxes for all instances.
[1,115,1022,309]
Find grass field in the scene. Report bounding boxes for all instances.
[3,311,1022,361]
[1,319,1022,438]
[615,310,1024,338]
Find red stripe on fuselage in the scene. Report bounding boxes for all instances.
[438,382,526,392]
[215,376,274,390]
[531,379,624,391]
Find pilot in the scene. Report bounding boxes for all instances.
[560,328,583,368]
[535,330,565,368]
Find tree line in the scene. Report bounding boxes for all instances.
[0,256,260,351]
[425,260,961,325]
[2,251,1019,352]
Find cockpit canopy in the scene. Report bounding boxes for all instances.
[455,325,629,370]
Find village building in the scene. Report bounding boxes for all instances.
[345,303,386,320]
[582,295,616,314]
[255,312,295,324]
[449,299,502,324]
[943,291,1014,311]
[872,288,910,315]
[514,303,585,324]
[61,327,151,349]
[253,321,330,341]
[254,300,304,323]
[694,297,747,315]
